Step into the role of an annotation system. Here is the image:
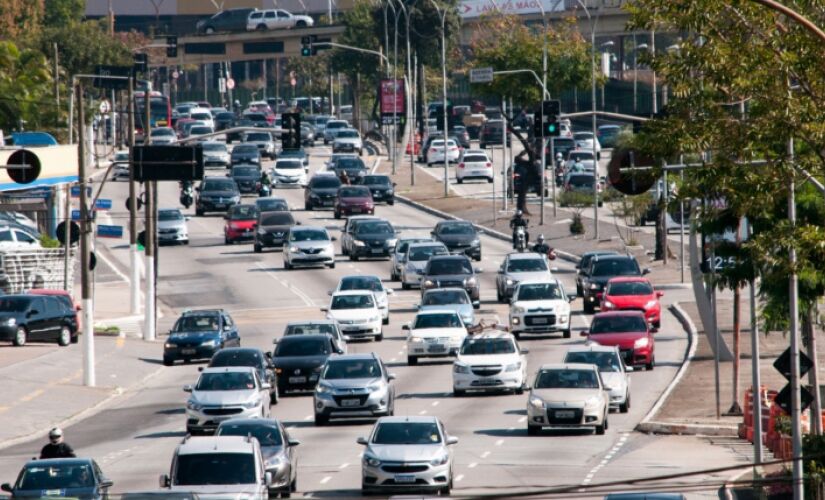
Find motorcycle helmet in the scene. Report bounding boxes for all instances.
[537,234,545,243]
[49,428,63,443]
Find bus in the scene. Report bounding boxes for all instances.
[135,91,172,142]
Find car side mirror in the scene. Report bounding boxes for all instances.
[567,296,576,303]
[356,436,369,445]
[195,186,201,192]
[183,385,193,392]
[447,436,459,445]
[159,474,170,488]
[472,300,480,309]
[604,386,614,392]
[297,221,302,225]
[580,331,589,337]
[520,348,529,355]
[288,439,301,447]
[642,268,651,275]
[265,472,273,487]
[474,268,484,274]
[413,303,420,310]
[327,290,333,296]
[197,367,204,372]
[185,216,191,221]
[265,351,272,359]
[320,307,328,312]
[386,288,394,295]
[1,484,12,493]
[387,373,397,381]
[656,291,664,298]
[331,236,337,241]
[75,305,82,311]
[625,366,634,372]
[401,324,410,331]
[100,479,114,489]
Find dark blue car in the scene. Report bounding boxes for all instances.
[163,309,240,366]
[2,458,113,499]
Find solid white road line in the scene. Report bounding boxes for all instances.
[455,474,464,482]
[255,262,316,307]
[468,462,478,469]
[320,476,332,484]
[481,451,490,459]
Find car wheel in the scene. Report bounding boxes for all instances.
[407,356,418,366]
[646,359,655,371]
[527,424,540,436]
[382,315,389,325]
[653,320,661,329]
[456,177,463,184]
[388,200,394,205]
[163,356,174,366]
[290,477,297,493]
[225,236,231,245]
[327,262,336,269]
[596,420,606,435]
[351,255,359,261]
[270,385,279,405]
[453,388,465,397]
[334,210,341,219]
[375,331,383,341]
[488,177,494,183]
[305,202,312,210]
[284,260,292,270]
[496,288,504,303]
[314,413,328,426]
[583,301,594,314]
[57,326,71,346]
[515,385,524,395]
[401,281,410,290]
[474,253,482,262]
[254,243,262,253]
[512,331,521,340]
[257,23,267,31]
[619,396,629,413]
[563,329,571,339]
[576,285,583,297]
[195,208,204,216]
[12,327,27,347]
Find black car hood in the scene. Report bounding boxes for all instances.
[367,184,392,191]
[311,188,339,196]
[272,354,329,370]
[355,232,395,241]
[201,190,237,198]
[437,233,476,245]
[233,175,259,182]
[261,224,292,233]
[424,273,472,282]
[590,274,640,286]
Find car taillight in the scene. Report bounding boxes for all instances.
[458,163,465,169]
[450,147,458,151]
[485,162,491,168]
[429,148,436,154]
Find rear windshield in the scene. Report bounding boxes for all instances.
[233,145,258,154]
[337,130,359,138]
[363,176,391,186]
[261,212,294,225]
[463,155,488,163]
[590,315,648,333]
[256,199,288,211]
[591,259,640,277]
[607,281,653,296]
[233,166,259,177]
[285,323,336,336]
[568,176,594,187]
[174,453,256,486]
[245,132,271,141]
[409,245,447,261]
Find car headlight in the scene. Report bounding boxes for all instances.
[387,238,398,248]
[310,193,320,199]
[231,195,241,202]
[423,279,434,287]
[634,337,650,348]
[312,365,323,373]
[164,342,174,349]
[430,453,449,466]
[4,317,16,326]
[603,300,616,309]
[529,396,544,409]
[585,396,602,409]
[363,454,381,467]
[369,315,381,323]
[289,246,300,253]
[265,455,285,468]
[511,317,521,325]
[470,239,480,246]
[589,283,601,290]
[465,277,477,287]
[201,339,217,347]
[453,363,470,374]
[316,382,332,394]
[505,278,514,286]
[367,383,383,392]
[242,398,262,409]
[558,314,568,324]
[511,306,525,314]
[504,362,521,372]
[409,335,423,343]
[186,399,202,411]
[353,240,366,247]
[644,300,658,309]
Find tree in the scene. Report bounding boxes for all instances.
[0,41,55,133]
[284,53,332,104]
[43,0,84,28]
[37,19,134,77]
[0,0,43,40]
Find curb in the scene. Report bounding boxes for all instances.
[635,420,738,437]
[394,194,581,264]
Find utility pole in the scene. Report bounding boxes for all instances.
[63,184,71,290]
[749,251,763,464]
[143,90,156,342]
[788,136,803,500]
[53,43,60,128]
[128,78,140,315]
[76,82,95,387]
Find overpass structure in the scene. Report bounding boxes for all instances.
[152,25,346,67]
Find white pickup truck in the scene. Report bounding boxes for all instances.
[247,9,314,30]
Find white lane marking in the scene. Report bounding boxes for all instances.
[339,463,349,469]
[518,416,526,423]
[389,358,397,362]
[418,410,427,415]
[304,415,313,420]
[494,439,504,446]
[468,462,478,469]
[320,476,332,484]
[480,451,490,459]
[455,474,464,482]
[432,401,439,407]
[255,262,316,307]
[581,432,632,485]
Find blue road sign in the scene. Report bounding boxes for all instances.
[95,199,112,210]
[96,224,123,238]
[71,210,96,221]
[70,186,92,198]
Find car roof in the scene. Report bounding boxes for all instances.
[582,250,618,258]
[327,352,378,361]
[423,287,468,294]
[28,289,71,297]
[593,310,647,318]
[25,457,92,466]
[437,220,473,226]
[592,254,636,262]
[376,415,438,424]
[176,436,257,455]
[463,149,487,155]
[257,196,287,202]
[200,366,256,375]
[181,309,224,316]
[415,309,459,316]
[279,333,331,342]
[465,331,513,340]
[333,290,376,297]
[213,347,264,356]
[566,344,619,354]
[409,241,445,249]
[516,278,562,286]
[429,254,471,261]
[507,252,545,260]
[537,363,599,371]
[291,225,327,232]
[286,319,336,326]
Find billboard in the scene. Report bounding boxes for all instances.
[459,0,566,19]
[380,79,405,116]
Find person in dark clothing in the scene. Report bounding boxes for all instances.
[40,428,76,459]
[531,234,555,259]
[509,210,529,249]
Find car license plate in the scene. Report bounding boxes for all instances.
[478,378,498,385]
[371,248,384,254]
[351,208,362,214]
[289,376,307,384]
[555,410,575,419]
[322,200,333,206]
[531,317,548,324]
[181,348,196,355]
[429,344,446,352]
[341,398,360,407]
[394,474,416,484]
[214,204,226,209]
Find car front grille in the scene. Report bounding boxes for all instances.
[471,366,502,377]
[546,408,583,425]
[302,248,323,254]
[381,464,429,473]
[332,395,369,406]
[202,408,243,416]
[525,315,556,326]
[437,280,464,288]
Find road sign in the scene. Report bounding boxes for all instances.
[470,67,494,84]
[381,115,402,125]
[71,209,96,221]
[94,198,112,210]
[99,100,111,114]
[56,221,80,246]
[132,145,204,182]
[218,78,226,94]
[71,185,93,198]
[97,224,124,239]
[226,78,235,90]
[774,347,814,381]
[775,383,815,415]
[93,65,131,90]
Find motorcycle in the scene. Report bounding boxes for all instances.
[179,182,194,209]
[258,182,271,197]
[514,226,527,252]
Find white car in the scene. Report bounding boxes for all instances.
[189,108,214,129]
[150,126,177,145]
[331,275,393,325]
[526,363,610,436]
[573,131,602,158]
[403,310,467,365]
[452,332,527,396]
[565,150,596,172]
[358,416,457,495]
[183,366,272,435]
[400,242,448,290]
[564,344,632,413]
[111,149,130,180]
[509,279,574,339]
[332,129,363,156]
[283,226,336,270]
[426,139,460,166]
[247,9,314,30]
[456,149,493,183]
[323,290,383,341]
[0,226,41,251]
[270,159,307,187]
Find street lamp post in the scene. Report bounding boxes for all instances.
[428,0,450,197]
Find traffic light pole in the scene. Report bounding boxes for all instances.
[143,90,156,342]
[128,77,140,316]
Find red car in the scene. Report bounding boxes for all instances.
[28,289,81,339]
[224,204,258,244]
[601,277,663,329]
[334,185,374,219]
[583,311,655,370]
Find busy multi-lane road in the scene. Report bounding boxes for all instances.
[0,144,691,498]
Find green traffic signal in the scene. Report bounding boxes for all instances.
[301,46,311,57]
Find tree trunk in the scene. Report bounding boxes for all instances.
[805,307,823,435]
[727,284,743,415]
[353,73,361,133]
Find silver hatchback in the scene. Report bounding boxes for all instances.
[314,353,396,425]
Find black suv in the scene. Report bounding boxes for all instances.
[254,210,297,252]
[0,295,78,347]
[196,8,255,34]
[479,120,510,148]
[362,175,395,205]
[304,174,341,210]
[575,250,619,297]
[207,347,278,403]
[348,219,397,261]
[230,143,261,166]
[333,157,368,184]
[420,255,481,307]
[431,220,482,261]
[229,164,262,195]
[196,176,241,216]
[163,309,240,365]
[271,334,342,394]
[581,255,650,313]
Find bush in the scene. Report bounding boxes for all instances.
[570,214,585,235]
[559,191,594,208]
[39,235,60,248]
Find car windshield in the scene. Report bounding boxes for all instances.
[438,223,475,236]
[339,276,383,292]
[191,127,212,135]
[245,113,267,121]
[340,187,370,198]
[590,315,648,333]
[608,281,654,296]
[228,206,256,221]
[396,240,426,255]
[216,112,235,120]
[261,212,294,225]
[313,177,341,189]
[373,422,442,445]
[331,294,375,309]
[290,229,328,242]
[233,145,258,154]
[327,121,346,129]
[592,259,640,277]
[191,113,211,121]
[275,338,330,357]
[195,371,255,391]
[152,128,174,136]
[535,369,599,389]
[217,423,283,447]
[409,245,447,261]
[427,259,472,275]
[414,313,462,329]
[276,160,302,170]
[202,143,226,152]
[174,315,219,332]
[461,338,515,355]
[337,158,365,169]
[423,290,469,305]
[575,133,594,140]
[570,152,593,161]
[246,133,270,141]
[356,222,393,235]
[581,252,617,270]
[565,352,622,372]
[507,258,547,272]
[285,323,336,336]
[159,210,183,221]
[174,453,256,486]
[210,350,261,369]
[323,359,381,379]
[114,152,129,161]
[18,463,94,490]
[233,166,259,177]
[337,130,359,138]
[463,155,487,163]
[568,176,594,187]
[516,283,563,301]
[257,199,288,211]
[363,176,391,186]
[202,180,236,191]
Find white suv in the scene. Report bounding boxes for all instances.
[509,279,574,339]
[456,149,493,184]
[183,367,272,435]
[160,435,273,497]
[452,332,527,396]
[323,290,384,341]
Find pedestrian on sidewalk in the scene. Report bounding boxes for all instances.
[39,428,76,459]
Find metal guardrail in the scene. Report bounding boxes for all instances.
[0,249,76,294]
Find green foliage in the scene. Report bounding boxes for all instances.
[570,214,585,235]
[331,1,382,83]
[559,191,594,208]
[0,0,43,40]
[0,41,55,133]
[284,54,332,99]
[37,19,133,77]
[39,235,60,248]
[43,0,84,28]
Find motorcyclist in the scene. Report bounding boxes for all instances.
[260,169,272,189]
[509,209,529,249]
[338,169,350,185]
[40,428,76,459]
[531,234,555,259]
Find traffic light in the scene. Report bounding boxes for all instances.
[133,53,147,75]
[281,113,301,150]
[301,35,317,57]
[535,99,561,138]
[166,36,178,58]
